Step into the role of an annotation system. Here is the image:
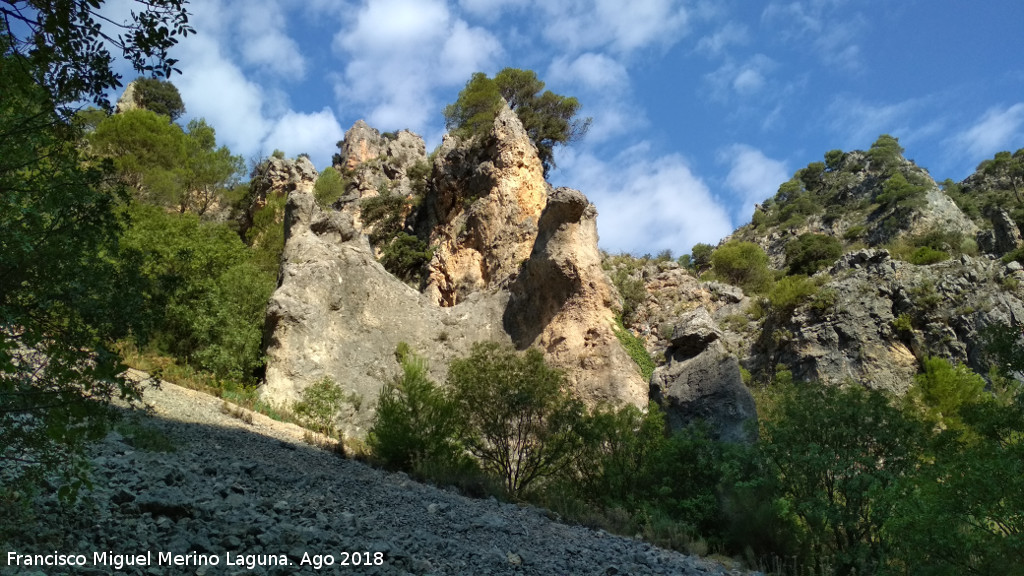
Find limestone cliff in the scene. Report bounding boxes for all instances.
[422,104,549,306]
[261,105,647,437]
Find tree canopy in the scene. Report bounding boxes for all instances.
[444,68,591,174]
[88,110,244,214]
[1,0,192,108]
[132,76,186,121]
[0,1,191,495]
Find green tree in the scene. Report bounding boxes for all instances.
[711,241,773,294]
[759,382,926,574]
[1,1,192,108]
[120,204,274,381]
[0,0,191,494]
[784,233,843,276]
[314,166,348,208]
[867,134,905,173]
[88,110,243,214]
[448,342,585,497]
[978,149,1024,202]
[132,76,185,121]
[368,346,462,472]
[444,68,591,174]
[691,242,715,273]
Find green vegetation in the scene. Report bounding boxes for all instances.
[369,346,463,473]
[711,241,772,294]
[691,242,714,273]
[120,203,276,381]
[444,68,591,173]
[293,377,347,437]
[360,188,433,284]
[88,109,244,214]
[1,0,191,498]
[313,166,349,208]
[784,233,843,275]
[132,77,186,121]
[613,317,656,381]
[866,133,905,173]
[448,342,585,497]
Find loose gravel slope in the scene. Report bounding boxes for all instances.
[4,374,756,576]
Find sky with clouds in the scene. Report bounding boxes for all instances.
[109,0,1024,255]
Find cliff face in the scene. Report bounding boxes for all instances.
[261,105,646,437]
[615,145,1024,417]
[423,104,549,306]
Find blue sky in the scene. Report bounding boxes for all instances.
[106,0,1024,255]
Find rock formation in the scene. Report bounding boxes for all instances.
[239,155,318,240]
[422,104,549,306]
[649,309,756,442]
[505,188,647,407]
[261,105,647,436]
[261,189,510,438]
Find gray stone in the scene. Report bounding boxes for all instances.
[651,340,756,443]
[668,308,723,358]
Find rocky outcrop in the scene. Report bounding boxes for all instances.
[332,121,427,221]
[505,188,647,407]
[239,155,318,239]
[423,104,549,306]
[650,310,756,443]
[978,208,1023,256]
[261,188,510,438]
[114,80,141,114]
[763,249,1024,393]
[262,107,649,432]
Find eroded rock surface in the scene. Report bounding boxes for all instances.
[423,104,549,306]
[505,188,648,407]
[262,189,510,438]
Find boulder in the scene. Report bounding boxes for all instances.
[650,340,756,443]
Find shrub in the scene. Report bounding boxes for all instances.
[875,172,926,210]
[379,232,433,283]
[448,342,586,497]
[293,377,346,437]
[368,346,462,472]
[908,246,949,265]
[763,275,819,321]
[313,166,348,208]
[824,149,844,171]
[711,241,772,294]
[907,357,987,432]
[611,267,647,323]
[613,316,656,381]
[758,381,926,574]
[691,243,715,273]
[866,134,904,173]
[784,233,843,275]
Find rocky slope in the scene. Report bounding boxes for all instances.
[614,140,1024,417]
[3,376,754,576]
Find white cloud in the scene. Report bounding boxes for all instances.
[826,96,926,150]
[762,0,865,71]
[722,144,789,222]
[956,103,1024,158]
[332,0,501,133]
[263,108,346,170]
[548,53,629,93]
[556,145,734,254]
[538,0,690,54]
[176,34,270,160]
[235,0,307,80]
[705,54,776,100]
[696,22,749,57]
[458,0,529,20]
